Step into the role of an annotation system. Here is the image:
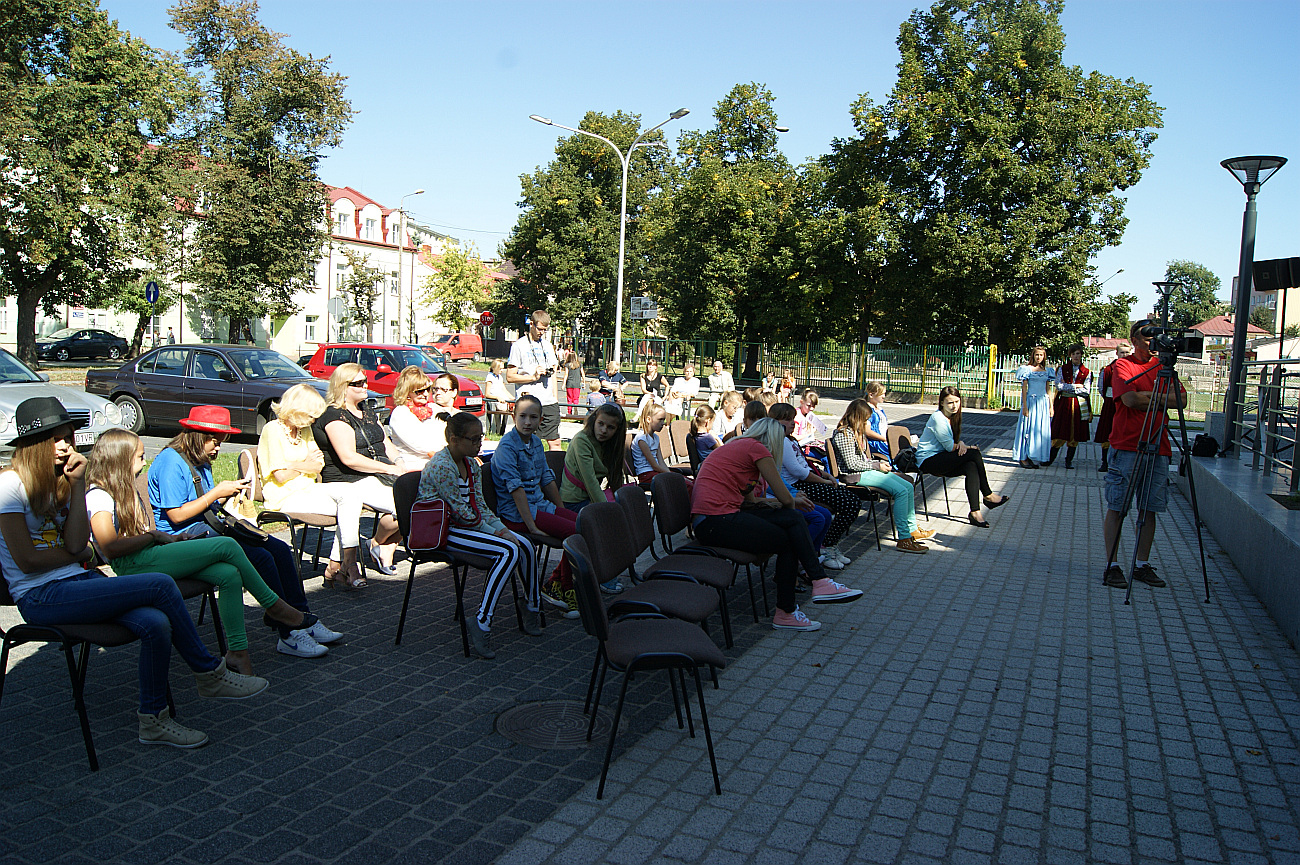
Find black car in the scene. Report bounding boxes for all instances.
[36,328,129,362]
[86,344,388,435]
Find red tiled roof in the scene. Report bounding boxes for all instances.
[327,185,394,216]
[1191,314,1268,337]
[1084,337,1129,350]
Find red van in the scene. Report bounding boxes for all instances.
[429,332,484,363]
[303,343,484,415]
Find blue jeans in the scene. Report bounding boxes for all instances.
[237,536,308,637]
[17,571,220,714]
[803,504,832,551]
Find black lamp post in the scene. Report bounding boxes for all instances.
[1220,155,1286,454]
[1152,281,1182,329]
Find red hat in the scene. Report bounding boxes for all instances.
[179,405,241,435]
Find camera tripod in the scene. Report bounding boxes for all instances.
[1103,354,1210,605]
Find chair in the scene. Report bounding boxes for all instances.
[0,571,175,772]
[650,471,773,621]
[665,420,693,474]
[887,424,942,518]
[391,472,525,655]
[131,474,228,653]
[478,467,554,627]
[237,450,371,579]
[563,535,725,800]
[544,448,568,489]
[685,432,702,476]
[824,437,887,550]
[614,485,738,648]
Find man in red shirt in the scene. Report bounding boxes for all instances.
[1101,320,1186,590]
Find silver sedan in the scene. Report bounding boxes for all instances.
[0,348,125,458]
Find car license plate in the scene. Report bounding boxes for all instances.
[75,430,96,447]
[464,397,483,406]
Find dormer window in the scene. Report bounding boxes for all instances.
[335,212,349,235]
[365,218,377,240]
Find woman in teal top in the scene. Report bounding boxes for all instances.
[916,386,1009,527]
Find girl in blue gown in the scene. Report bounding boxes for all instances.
[1012,346,1053,468]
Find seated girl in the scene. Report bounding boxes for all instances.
[831,398,935,554]
[1,397,266,749]
[631,404,688,491]
[489,394,579,615]
[915,386,1009,528]
[88,427,335,673]
[149,405,340,655]
[389,366,450,472]
[418,413,540,659]
[711,391,744,442]
[257,383,366,588]
[559,403,628,605]
[690,405,721,462]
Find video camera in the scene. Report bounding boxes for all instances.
[1138,324,1195,358]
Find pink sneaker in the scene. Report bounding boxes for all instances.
[811,578,863,604]
[772,605,821,631]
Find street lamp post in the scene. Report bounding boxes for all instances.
[1220,155,1286,454]
[1152,281,1182,329]
[530,109,688,365]
[396,189,424,343]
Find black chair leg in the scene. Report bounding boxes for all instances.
[454,565,471,658]
[716,588,733,649]
[587,659,609,742]
[583,651,603,716]
[743,565,758,624]
[67,640,98,772]
[196,594,207,626]
[757,564,770,617]
[206,591,227,656]
[667,667,684,729]
[678,668,695,737]
[693,666,721,794]
[395,558,417,646]
[597,672,633,800]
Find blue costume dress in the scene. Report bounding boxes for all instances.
[1012,366,1053,463]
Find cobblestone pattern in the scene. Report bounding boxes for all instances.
[500,432,1300,865]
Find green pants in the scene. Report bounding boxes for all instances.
[113,536,280,651]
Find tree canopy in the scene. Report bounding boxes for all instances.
[422,240,492,333]
[1162,259,1225,329]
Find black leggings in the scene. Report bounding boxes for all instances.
[695,507,826,614]
[920,447,991,512]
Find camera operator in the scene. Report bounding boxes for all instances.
[507,309,561,450]
[1101,319,1186,590]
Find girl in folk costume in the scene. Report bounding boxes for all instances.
[1012,346,1053,469]
[1093,342,1133,473]
[1047,344,1092,469]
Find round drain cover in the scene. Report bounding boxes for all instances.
[496,700,619,749]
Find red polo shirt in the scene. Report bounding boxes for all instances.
[1108,356,1183,456]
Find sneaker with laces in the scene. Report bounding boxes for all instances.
[819,553,845,571]
[306,621,343,644]
[277,629,328,658]
[1131,564,1166,587]
[468,618,496,659]
[540,579,569,610]
[561,587,581,619]
[822,545,848,566]
[896,538,928,554]
[194,659,268,699]
[599,578,624,595]
[772,605,821,631]
[910,529,937,541]
[812,578,864,604]
[1103,565,1128,589]
[138,707,208,748]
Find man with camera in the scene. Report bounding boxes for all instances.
[1100,318,1187,589]
[507,309,561,449]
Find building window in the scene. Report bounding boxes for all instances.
[390,320,399,343]
[390,275,399,297]
[305,315,318,342]
[336,262,347,289]
[335,212,349,235]
[0,307,7,333]
[365,218,377,240]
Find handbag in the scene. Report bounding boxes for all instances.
[409,498,451,550]
[894,446,919,473]
[349,410,399,486]
[173,447,270,545]
[563,465,615,503]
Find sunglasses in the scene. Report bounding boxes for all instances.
[412,386,432,395]
[348,379,368,388]
[433,385,456,393]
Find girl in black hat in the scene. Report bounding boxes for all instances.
[0,397,268,749]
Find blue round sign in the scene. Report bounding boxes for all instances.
[145,280,159,304]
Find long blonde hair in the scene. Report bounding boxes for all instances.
[86,428,150,537]
[326,362,364,408]
[6,436,69,519]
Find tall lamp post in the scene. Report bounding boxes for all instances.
[1220,156,1286,454]
[530,109,689,365]
[396,188,424,343]
[1152,281,1182,329]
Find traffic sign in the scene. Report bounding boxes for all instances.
[479,310,495,327]
[145,280,159,305]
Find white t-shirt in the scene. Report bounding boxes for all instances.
[507,335,559,406]
[712,408,741,441]
[0,471,85,602]
[664,376,700,417]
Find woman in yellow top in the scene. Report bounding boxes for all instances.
[257,384,366,588]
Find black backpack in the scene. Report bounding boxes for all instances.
[1191,435,1218,457]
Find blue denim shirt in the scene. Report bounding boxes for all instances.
[489,428,556,523]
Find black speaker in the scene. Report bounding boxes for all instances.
[1252,257,1300,292]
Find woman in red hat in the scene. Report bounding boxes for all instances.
[148,405,341,659]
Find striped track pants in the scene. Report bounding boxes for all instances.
[444,527,537,629]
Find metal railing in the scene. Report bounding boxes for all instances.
[1230,358,1300,493]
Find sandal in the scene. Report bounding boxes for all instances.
[968,515,991,528]
[366,539,398,576]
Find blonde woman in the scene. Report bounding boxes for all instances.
[312,363,403,575]
[88,427,335,673]
[258,383,366,589]
[388,366,450,472]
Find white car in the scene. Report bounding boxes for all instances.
[0,348,125,458]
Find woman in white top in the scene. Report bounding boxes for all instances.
[663,361,701,423]
[388,367,455,472]
[483,359,512,436]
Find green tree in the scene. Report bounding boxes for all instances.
[1086,290,1138,339]
[170,0,351,343]
[423,240,491,332]
[500,110,672,335]
[0,0,191,364]
[336,247,383,341]
[828,0,1162,349]
[1162,260,1225,329]
[1250,305,1275,334]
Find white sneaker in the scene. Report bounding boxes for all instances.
[278,629,328,658]
[820,554,845,571]
[833,548,852,566]
[306,621,343,644]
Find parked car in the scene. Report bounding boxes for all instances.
[303,343,484,415]
[0,348,125,459]
[86,344,388,435]
[36,328,129,362]
[428,332,484,363]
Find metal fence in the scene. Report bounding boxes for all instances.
[1228,358,1300,493]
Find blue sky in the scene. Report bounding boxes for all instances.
[104,0,1300,326]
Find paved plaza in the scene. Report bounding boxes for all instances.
[3,410,1300,864]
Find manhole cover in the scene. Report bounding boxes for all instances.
[496,699,620,749]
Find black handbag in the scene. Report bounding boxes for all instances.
[349,410,399,486]
[173,447,269,544]
[894,447,919,473]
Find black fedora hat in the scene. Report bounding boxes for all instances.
[7,396,87,447]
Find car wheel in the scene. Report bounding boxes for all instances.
[473,352,483,363]
[55,348,70,362]
[108,346,122,360]
[115,395,145,434]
